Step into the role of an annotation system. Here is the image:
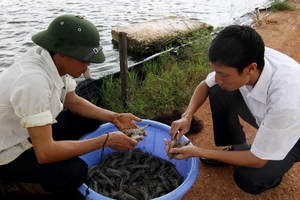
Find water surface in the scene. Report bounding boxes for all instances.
[0,0,269,79]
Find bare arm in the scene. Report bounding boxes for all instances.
[182,80,210,122]
[64,91,120,123]
[168,145,268,168]
[28,124,137,164]
[63,91,141,131]
[170,80,209,139]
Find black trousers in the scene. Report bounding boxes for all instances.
[0,109,102,194]
[209,85,300,194]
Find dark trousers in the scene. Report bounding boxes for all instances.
[209,85,300,194]
[209,84,258,146]
[0,109,102,194]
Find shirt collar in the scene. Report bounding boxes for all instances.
[246,58,272,104]
[40,47,65,90]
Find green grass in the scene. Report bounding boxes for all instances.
[99,28,213,119]
[270,0,296,12]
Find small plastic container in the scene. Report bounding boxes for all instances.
[78,119,199,200]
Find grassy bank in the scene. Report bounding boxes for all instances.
[100,29,213,119]
[270,0,296,12]
[97,0,297,119]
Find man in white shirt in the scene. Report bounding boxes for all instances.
[166,25,300,194]
[0,14,142,196]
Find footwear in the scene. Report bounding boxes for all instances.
[199,146,235,166]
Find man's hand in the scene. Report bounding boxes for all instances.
[112,113,142,133]
[164,138,196,160]
[169,117,191,140]
[106,131,138,150]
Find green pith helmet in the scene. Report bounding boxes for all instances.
[32,14,105,63]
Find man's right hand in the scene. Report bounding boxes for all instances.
[169,117,191,140]
[105,131,138,150]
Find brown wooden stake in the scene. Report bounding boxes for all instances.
[118,32,129,108]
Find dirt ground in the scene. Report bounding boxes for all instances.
[182,1,300,200]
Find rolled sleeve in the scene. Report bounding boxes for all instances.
[66,75,76,92]
[10,73,62,126]
[21,110,53,128]
[205,72,217,88]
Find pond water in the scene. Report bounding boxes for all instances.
[0,0,270,80]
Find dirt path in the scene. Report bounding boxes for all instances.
[182,1,300,200]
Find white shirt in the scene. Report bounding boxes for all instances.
[0,46,76,165]
[205,47,300,160]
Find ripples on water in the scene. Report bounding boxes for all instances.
[0,0,269,80]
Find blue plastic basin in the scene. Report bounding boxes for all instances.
[78,119,199,200]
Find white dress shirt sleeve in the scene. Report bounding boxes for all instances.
[10,72,54,128]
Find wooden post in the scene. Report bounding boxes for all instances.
[118,32,129,108]
[255,7,262,27]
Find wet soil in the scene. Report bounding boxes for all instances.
[183,1,300,199]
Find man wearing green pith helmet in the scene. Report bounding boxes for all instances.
[0,14,142,196]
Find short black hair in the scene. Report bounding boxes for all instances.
[207,25,265,74]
